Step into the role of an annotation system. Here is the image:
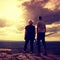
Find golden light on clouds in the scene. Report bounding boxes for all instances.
[46,31,60,41]
[46,22,60,41]
[44,1,55,10]
[44,2,55,10]
[44,0,60,10]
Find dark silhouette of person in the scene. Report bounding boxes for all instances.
[37,16,47,56]
[24,20,35,53]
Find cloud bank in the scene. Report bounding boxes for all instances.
[19,0,60,24]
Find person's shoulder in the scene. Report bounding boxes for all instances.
[37,21,41,25]
[33,25,35,28]
[32,25,35,27]
[25,25,29,29]
[42,21,46,25]
[26,25,29,27]
[37,21,39,24]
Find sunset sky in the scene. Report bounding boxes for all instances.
[0,0,60,41]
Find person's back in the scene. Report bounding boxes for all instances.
[37,20,46,33]
[26,25,35,35]
[24,20,35,53]
[25,25,35,40]
[37,16,47,56]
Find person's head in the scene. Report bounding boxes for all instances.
[28,20,33,25]
[39,16,42,20]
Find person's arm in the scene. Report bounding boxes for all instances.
[44,24,46,32]
[25,29,27,37]
[24,27,27,40]
[37,26,38,33]
[43,22,46,32]
[37,22,39,33]
[34,26,36,40]
[45,25,46,32]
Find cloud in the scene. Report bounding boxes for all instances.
[22,0,49,21]
[17,0,60,41]
[43,10,60,24]
[46,21,60,36]
[0,19,7,27]
[45,21,60,41]
[0,18,16,28]
[18,0,60,24]
[0,25,24,40]
[44,0,60,10]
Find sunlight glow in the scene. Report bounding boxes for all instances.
[0,0,26,41]
[0,0,23,21]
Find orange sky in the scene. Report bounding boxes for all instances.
[0,0,60,41]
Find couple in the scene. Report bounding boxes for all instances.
[24,16,47,56]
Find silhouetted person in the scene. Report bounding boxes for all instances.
[37,16,47,56]
[24,20,35,53]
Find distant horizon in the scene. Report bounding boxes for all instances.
[0,40,60,42]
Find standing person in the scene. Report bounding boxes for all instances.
[24,20,35,53]
[37,16,47,56]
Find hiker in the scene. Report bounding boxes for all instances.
[37,16,47,56]
[24,20,35,53]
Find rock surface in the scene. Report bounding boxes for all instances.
[0,52,60,60]
[0,48,60,60]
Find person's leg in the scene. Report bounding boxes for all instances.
[30,39,34,53]
[24,39,29,52]
[37,33,41,54]
[37,40,41,53]
[42,33,47,55]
